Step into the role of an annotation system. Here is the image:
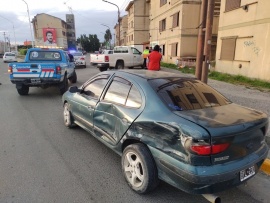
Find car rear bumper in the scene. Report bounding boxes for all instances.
[148,143,269,194]
[11,78,61,87]
[97,63,109,68]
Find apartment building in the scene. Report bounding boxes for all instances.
[125,0,150,52]
[119,15,128,46]
[216,0,270,81]
[32,13,68,49]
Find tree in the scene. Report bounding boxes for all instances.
[77,34,100,52]
[103,29,112,49]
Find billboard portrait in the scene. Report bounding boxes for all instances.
[43,28,57,46]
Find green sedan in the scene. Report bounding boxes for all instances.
[62,70,269,198]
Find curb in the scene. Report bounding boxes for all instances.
[261,158,270,175]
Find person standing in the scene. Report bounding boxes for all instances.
[147,45,162,71]
[142,46,150,69]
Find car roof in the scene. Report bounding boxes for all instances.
[117,70,195,80]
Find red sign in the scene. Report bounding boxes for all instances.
[43,28,57,46]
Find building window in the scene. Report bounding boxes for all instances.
[172,12,179,28]
[225,0,241,12]
[220,37,237,61]
[171,42,178,57]
[131,34,133,41]
[161,44,165,56]
[160,0,167,7]
[131,21,134,28]
[159,18,166,32]
[62,31,66,36]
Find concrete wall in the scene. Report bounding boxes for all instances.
[216,0,270,81]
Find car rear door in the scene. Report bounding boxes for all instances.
[93,76,144,145]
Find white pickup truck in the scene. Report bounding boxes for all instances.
[90,46,144,71]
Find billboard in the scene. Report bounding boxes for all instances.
[43,28,57,46]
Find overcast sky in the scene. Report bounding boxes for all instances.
[0,0,129,45]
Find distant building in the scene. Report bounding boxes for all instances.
[66,14,77,50]
[32,13,68,49]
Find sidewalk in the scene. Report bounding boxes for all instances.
[160,67,270,172]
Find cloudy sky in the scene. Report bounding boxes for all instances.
[0,0,129,45]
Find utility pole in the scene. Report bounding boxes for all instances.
[3,32,6,52]
[195,0,215,84]
[195,0,207,80]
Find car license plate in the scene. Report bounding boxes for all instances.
[240,166,255,181]
[31,78,41,83]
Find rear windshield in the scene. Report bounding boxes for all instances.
[5,53,15,56]
[72,52,83,56]
[29,51,62,61]
[148,78,231,111]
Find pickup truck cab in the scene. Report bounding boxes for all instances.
[8,48,77,95]
[92,46,144,71]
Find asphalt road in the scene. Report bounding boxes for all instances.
[0,55,265,203]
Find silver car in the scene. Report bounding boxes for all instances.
[72,51,86,68]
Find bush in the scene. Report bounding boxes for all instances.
[19,49,28,55]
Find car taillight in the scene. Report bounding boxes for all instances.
[190,142,230,155]
[56,66,61,74]
[105,55,109,62]
[80,57,85,60]
[8,66,13,73]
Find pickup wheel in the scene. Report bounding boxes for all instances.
[59,75,68,95]
[99,66,108,72]
[69,71,77,83]
[16,85,29,95]
[128,67,134,69]
[115,61,124,69]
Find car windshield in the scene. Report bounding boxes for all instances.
[29,51,62,61]
[148,78,232,111]
[72,52,83,56]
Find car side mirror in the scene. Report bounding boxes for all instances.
[69,86,80,93]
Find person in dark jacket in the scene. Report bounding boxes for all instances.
[147,45,162,71]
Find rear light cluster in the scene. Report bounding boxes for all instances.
[8,66,13,74]
[56,66,61,74]
[185,139,230,156]
[80,57,85,60]
[105,55,109,62]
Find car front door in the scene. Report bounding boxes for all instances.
[131,47,143,67]
[93,76,144,145]
[70,75,110,133]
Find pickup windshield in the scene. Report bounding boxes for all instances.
[29,51,62,61]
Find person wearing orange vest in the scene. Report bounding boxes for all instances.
[142,46,150,69]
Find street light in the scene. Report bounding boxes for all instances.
[22,0,34,47]
[0,15,17,52]
[102,0,120,46]
[101,24,112,49]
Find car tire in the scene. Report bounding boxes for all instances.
[16,85,29,95]
[63,103,75,128]
[59,75,68,95]
[128,67,134,69]
[122,143,159,194]
[84,65,87,68]
[115,61,124,69]
[99,66,108,72]
[69,71,77,83]
[141,65,144,69]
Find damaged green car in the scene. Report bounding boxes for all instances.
[62,70,269,198]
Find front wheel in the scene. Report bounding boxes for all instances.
[63,103,75,128]
[16,85,29,95]
[122,143,159,194]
